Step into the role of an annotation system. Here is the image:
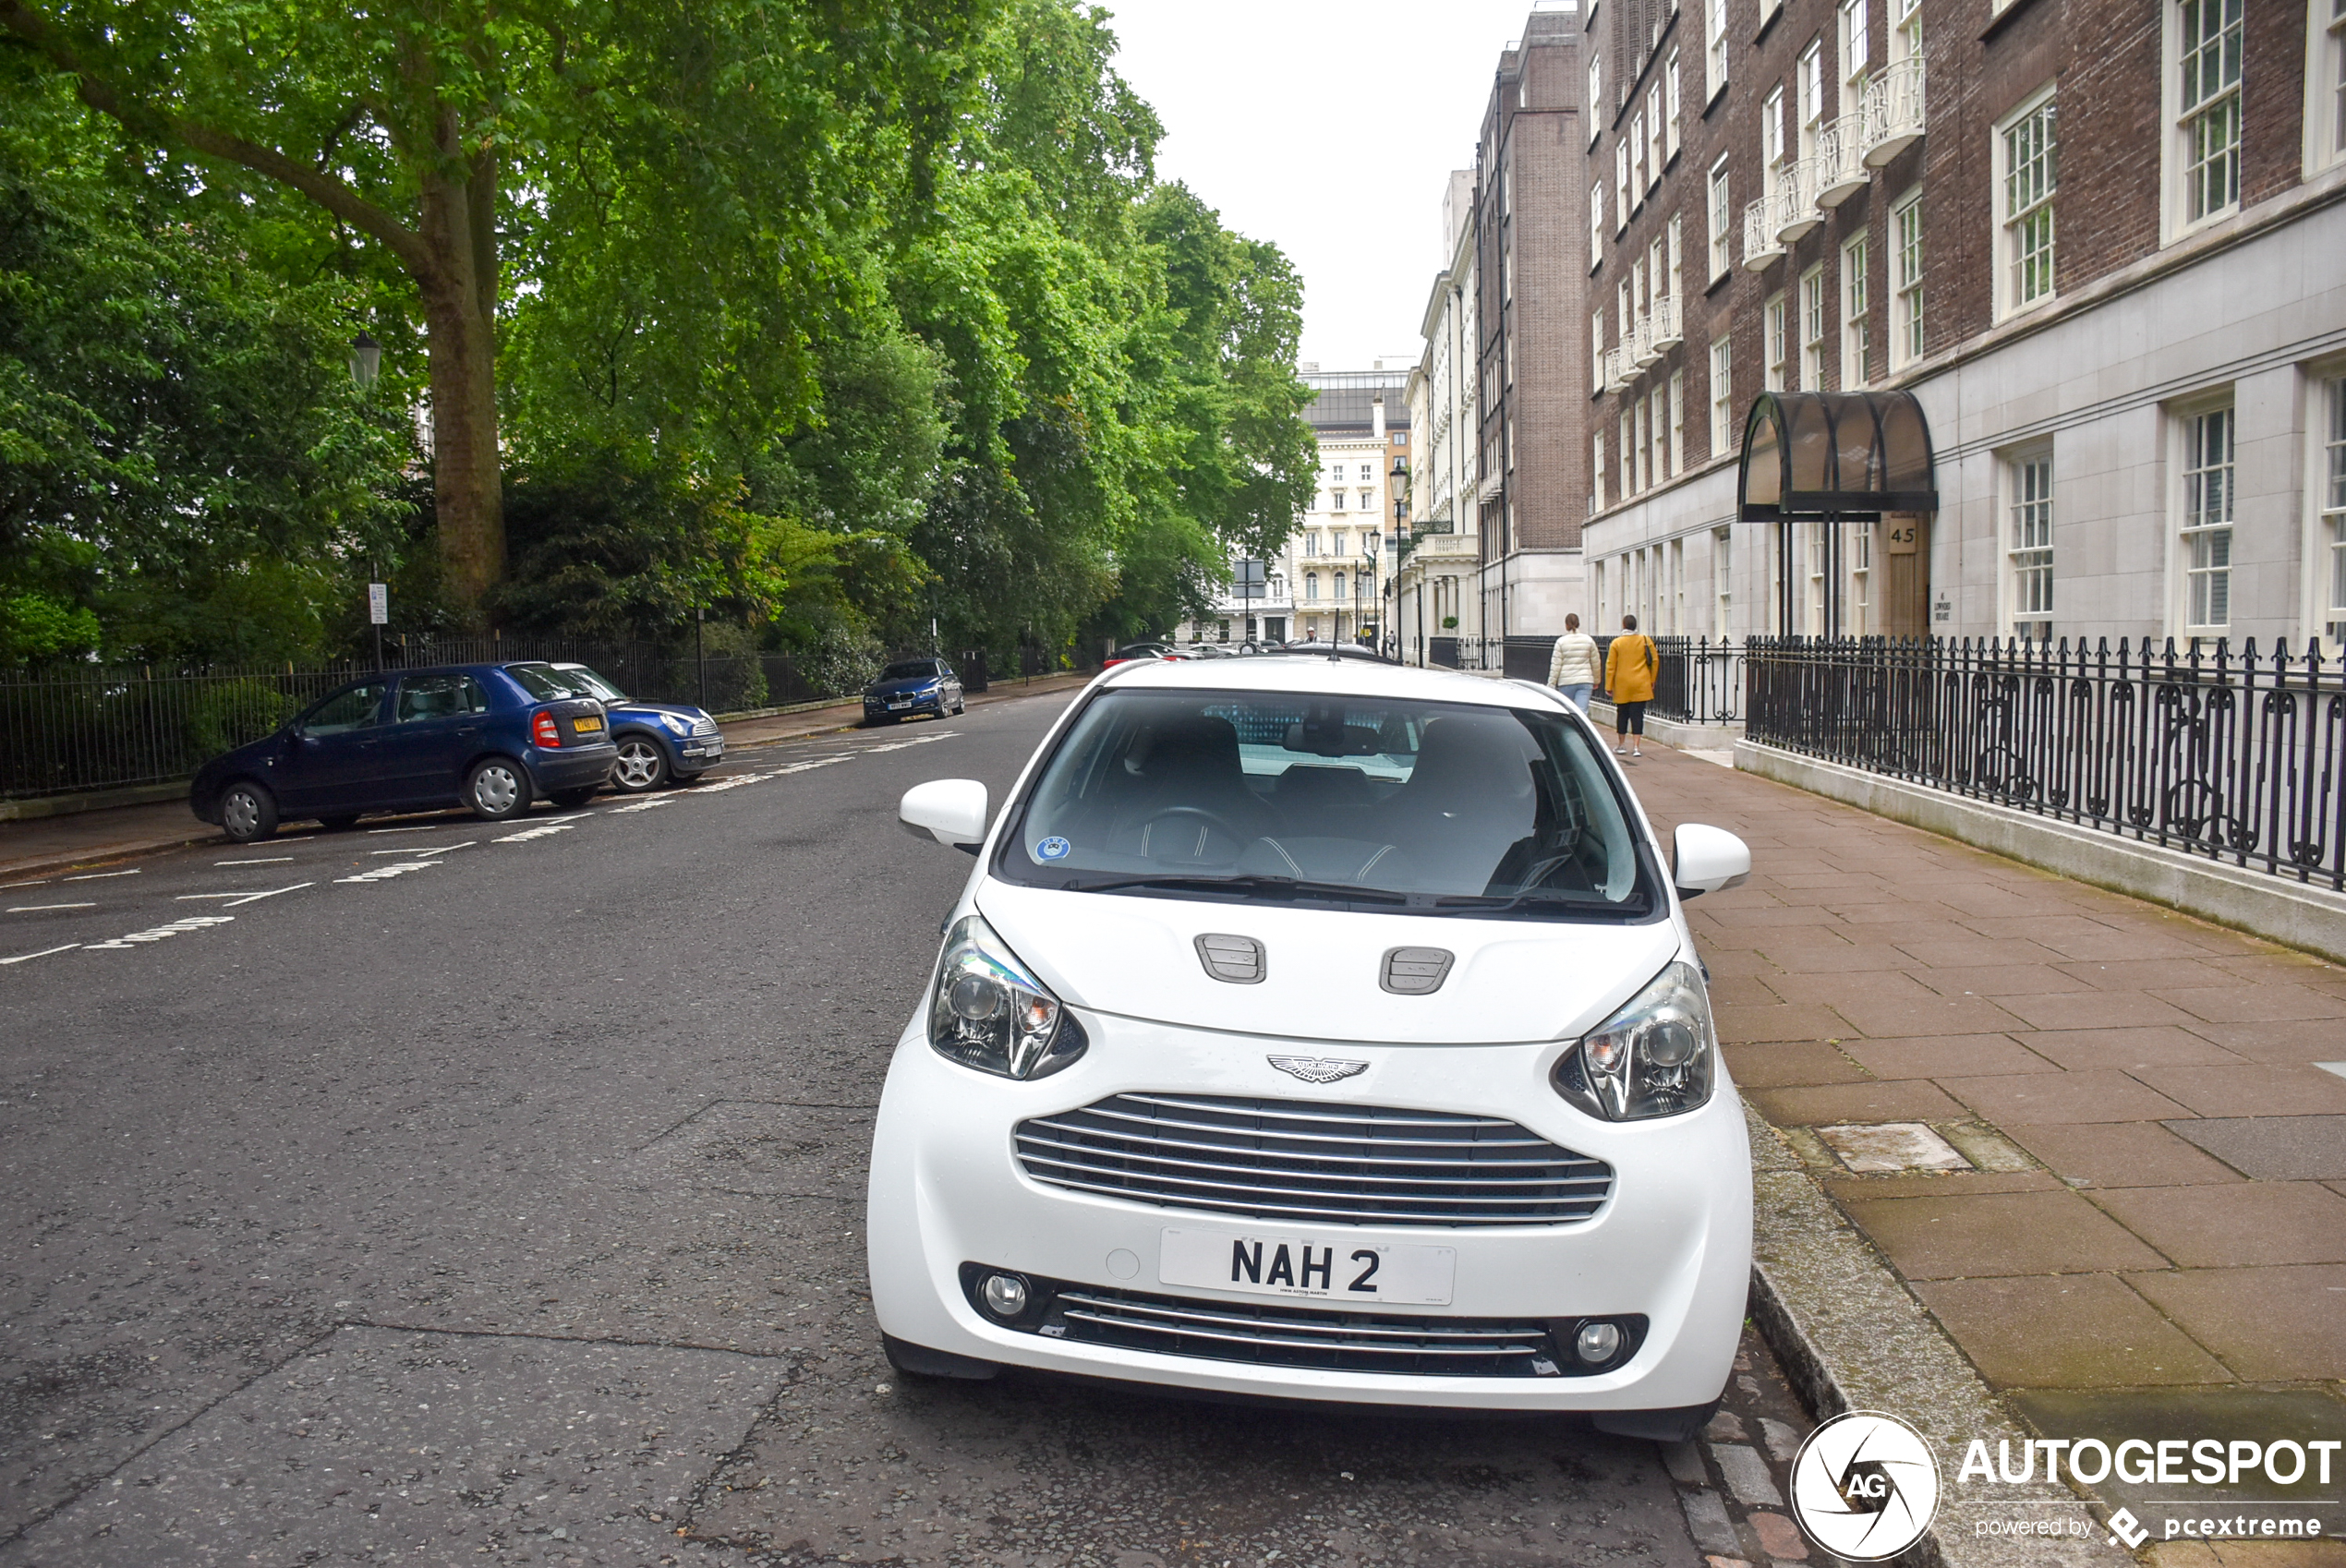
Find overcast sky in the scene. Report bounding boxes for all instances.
[1106,0,1557,372]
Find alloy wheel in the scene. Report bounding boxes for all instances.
[223,789,260,838]
[612,738,666,791]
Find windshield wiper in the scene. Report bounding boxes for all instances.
[1070,874,1409,906]
[1429,887,1621,914]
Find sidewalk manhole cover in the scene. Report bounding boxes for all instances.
[1819,1122,1973,1174]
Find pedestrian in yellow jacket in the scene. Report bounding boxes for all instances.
[1603,614,1657,757]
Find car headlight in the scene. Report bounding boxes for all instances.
[658,713,691,734]
[928,914,1088,1080]
[1550,959,1716,1120]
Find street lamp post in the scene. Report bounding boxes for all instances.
[348,332,381,392]
[1387,456,1412,662]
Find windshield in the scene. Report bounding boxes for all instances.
[881,661,940,681]
[553,664,629,702]
[506,662,594,700]
[996,689,1654,919]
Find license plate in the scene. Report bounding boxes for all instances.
[573,716,604,733]
[889,700,912,709]
[1159,1225,1456,1306]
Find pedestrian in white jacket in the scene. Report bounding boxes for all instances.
[1548,615,1601,712]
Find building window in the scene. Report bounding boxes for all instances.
[2180,403,2235,633]
[1669,370,1686,477]
[1710,335,1735,455]
[1708,158,1733,279]
[1666,51,1683,159]
[2175,0,2244,230]
[1590,182,1605,268]
[1592,311,1606,392]
[1706,0,1729,103]
[1842,231,1870,389]
[1589,54,1604,144]
[1332,491,1346,511]
[1594,430,1608,510]
[1797,40,1824,162]
[1622,411,1637,495]
[1667,214,1684,306]
[2007,450,2054,642]
[1800,265,1827,390]
[1765,295,1788,392]
[1305,573,1319,601]
[1647,89,1665,185]
[1651,386,1669,486]
[1839,0,1871,121]
[1892,0,1922,67]
[1335,572,1347,600]
[1999,90,2060,317]
[1714,526,1734,636]
[1303,532,1318,557]
[1853,523,1873,633]
[2322,374,2346,645]
[2315,0,2346,175]
[1762,85,1787,184]
[1892,189,1925,368]
[1616,142,1632,230]
[1631,111,1648,199]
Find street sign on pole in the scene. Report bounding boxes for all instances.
[1232,559,1266,600]
[368,584,389,624]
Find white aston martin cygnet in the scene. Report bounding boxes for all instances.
[868,653,1754,1441]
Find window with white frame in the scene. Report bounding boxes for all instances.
[1631,111,1648,199]
[2316,0,2346,174]
[1590,181,1605,267]
[1332,490,1346,511]
[2180,402,2235,633]
[1616,142,1632,230]
[1668,370,1686,476]
[1593,311,1606,392]
[1594,430,1608,510]
[1666,52,1683,159]
[1650,387,1667,488]
[1892,190,1925,368]
[1797,41,1824,162]
[1839,0,1871,122]
[1765,295,1788,392]
[1892,0,1922,67]
[2173,0,2244,233]
[1618,279,1633,357]
[1708,158,1733,278]
[2007,449,2054,641]
[1305,572,1320,601]
[1711,335,1735,454]
[1303,532,1318,557]
[1641,245,1658,327]
[1799,266,1826,390]
[1999,90,2060,316]
[1853,522,1873,633]
[2322,373,2346,645]
[1714,526,1734,635]
[1762,85,1787,189]
[1842,231,1870,388]
[1589,54,1604,144]
[1647,89,1665,186]
[1705,0,1729,103]
[1622,411,1637,494]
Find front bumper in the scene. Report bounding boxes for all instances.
[865,690,945,718]
[866,1011,1751,1412]
[525,742,619,791]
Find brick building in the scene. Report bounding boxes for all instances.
[1580,0,2346,649]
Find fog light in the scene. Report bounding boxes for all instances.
[1575,1321,1623,1364]
[980,1272,1029,1319]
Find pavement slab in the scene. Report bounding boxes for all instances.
[2003,1121,2251,1188]
[2122,1266,2346,1381]
[2088,1182,2346,1268]
[2162,1116,2346,1180]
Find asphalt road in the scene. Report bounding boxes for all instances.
[0,687,1808,1567]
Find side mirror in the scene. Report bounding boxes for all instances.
[1672,823,1751,899]
[900,778,989,852]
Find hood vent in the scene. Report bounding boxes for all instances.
[1381,947,1455,995]
[1194,934,1265,984]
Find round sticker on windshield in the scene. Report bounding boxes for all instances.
[1036,837,1071,861]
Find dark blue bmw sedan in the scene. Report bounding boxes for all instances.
[861,657,963,725]
[190,663,620,843]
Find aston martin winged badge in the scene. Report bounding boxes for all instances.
[1266,1055,1370,1085]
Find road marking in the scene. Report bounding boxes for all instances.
[216,857,295,865]
[62,868,140,881]
[7,902,97,912]
[221,882,314,908]
[769,757,853,776]
[609,798,673,813]
[860,732,958,754]
[0,878,50,888]
[85,914,233,950]
[365,824,436,835]
[335,862,440,884]
[175,893,244,899]
[0,943,81,965]
[370,840,475,856]
[495,822,578,842]
[694,770,778,791]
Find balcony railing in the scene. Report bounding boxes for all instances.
[1863,58,1926,166]
[1742,199,1785,271]
[1649,293,1683,353]
[1603,344,1634,392]
[1816,118,1869,208]
[1771,158,1823,244]
[1631,316,1660,369]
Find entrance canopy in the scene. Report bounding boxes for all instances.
[1736,390,1937,522]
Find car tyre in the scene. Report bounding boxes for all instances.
[317,814,360,833]
[219,781,279,845]
[880,1333,998,1382]
[466,757,533,822]
[550,787,598,809]
[610,735,669,793]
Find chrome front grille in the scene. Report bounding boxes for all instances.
[1013,1092,1613,1227]
[1047,1285,1563,1377]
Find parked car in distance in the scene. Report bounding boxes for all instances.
[874,655,1755,1440]
[1102,643,1184,668]
[190,663,620,843]
[864,658,965,725]
[546,661,723,792]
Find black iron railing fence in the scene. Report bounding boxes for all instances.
[1744,636,2346,891]
[1418,633,1744,725]
[0,636,1009,800]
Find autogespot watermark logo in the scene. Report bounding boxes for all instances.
[1790,1411,1942,1562]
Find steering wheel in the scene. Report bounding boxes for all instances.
[1142,805,1247,862]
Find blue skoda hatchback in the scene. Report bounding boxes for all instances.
[862,657,964,725]
[190,662,620,843]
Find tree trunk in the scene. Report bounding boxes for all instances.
[417,155,503,628]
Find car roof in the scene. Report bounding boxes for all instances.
[1095,654,1566,712]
